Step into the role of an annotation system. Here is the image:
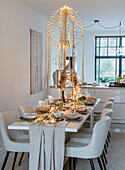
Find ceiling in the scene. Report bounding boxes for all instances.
[21,0,125,31]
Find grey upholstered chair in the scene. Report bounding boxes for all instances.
[65,116,111,170]
[0,111,29,170]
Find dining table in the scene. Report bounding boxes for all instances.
[8,98,100,170]
[8,99,100,132]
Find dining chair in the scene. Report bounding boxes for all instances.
[101,108,113,147]
[71,109,113,142]
[93,100,113,125]
[19,105,34,114]
[107,97,115,103]
[65,116,111,170]
[0,111,29,170]
[103,101,113,110]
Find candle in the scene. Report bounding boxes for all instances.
[59,88,60,99]
[74,90,76,96]
[74,90,76,114]
[78,77,79,85]
[50,118,56,124]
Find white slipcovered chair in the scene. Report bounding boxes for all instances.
[107,97,115,103]
[65,116,111,170]
[0,111,29,170]
[18,105,34,114]
[103,101,113,110]
[71,109,113,143]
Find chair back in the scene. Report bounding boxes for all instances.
[19,105,34,114]
[107,97,115,103]
[103,101,113,110]
[0,111,18,150]
[89,116,111,158]
[100,108,113,120]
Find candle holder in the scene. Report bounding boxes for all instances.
[74,90,77,114]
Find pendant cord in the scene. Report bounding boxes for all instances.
[85,20,121,30]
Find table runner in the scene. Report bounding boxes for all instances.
[29,121,67,170]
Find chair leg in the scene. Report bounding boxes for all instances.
[104,144,107,154]
[108,131,111,138]
[12,152,18,170]
[89,159,95,170]
[103,150,108,164]
[101,154,107,170]
[1,151,10,170]
[107,134,110,143]
[97,157,103,170]
[69,157,72,170]
[18,152,24,166]
[73,158,76,170]
[106,139,109,147]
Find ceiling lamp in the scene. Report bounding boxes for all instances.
[45,5,84,87]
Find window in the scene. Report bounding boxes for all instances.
[66,57,75,69]
[95,36,125,83]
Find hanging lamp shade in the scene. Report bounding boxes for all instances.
[45,5,84,87]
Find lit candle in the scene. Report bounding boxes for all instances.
[50,118,56,124]
[74,90,76,96]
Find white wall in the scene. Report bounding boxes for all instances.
[0,0,47,156]
[76,29,125,83]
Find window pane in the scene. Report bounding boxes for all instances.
[100,38,107,46]
[96,59,99,83]
[100,59,116,82]
[108,38,116,46]
[122,38,125,46]
[121,47,125,56]
[96,38,99,46]
[96,47,99,56]
[122,59,125,76]
[108,48,116,56]
[117,37,120,47]
[100,47,107,56]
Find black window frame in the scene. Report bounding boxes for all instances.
[95,36,125,83]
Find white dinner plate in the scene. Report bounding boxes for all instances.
[22,115,37,119]
[65,113,81,120]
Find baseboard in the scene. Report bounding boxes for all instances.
[0,147,5,158]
